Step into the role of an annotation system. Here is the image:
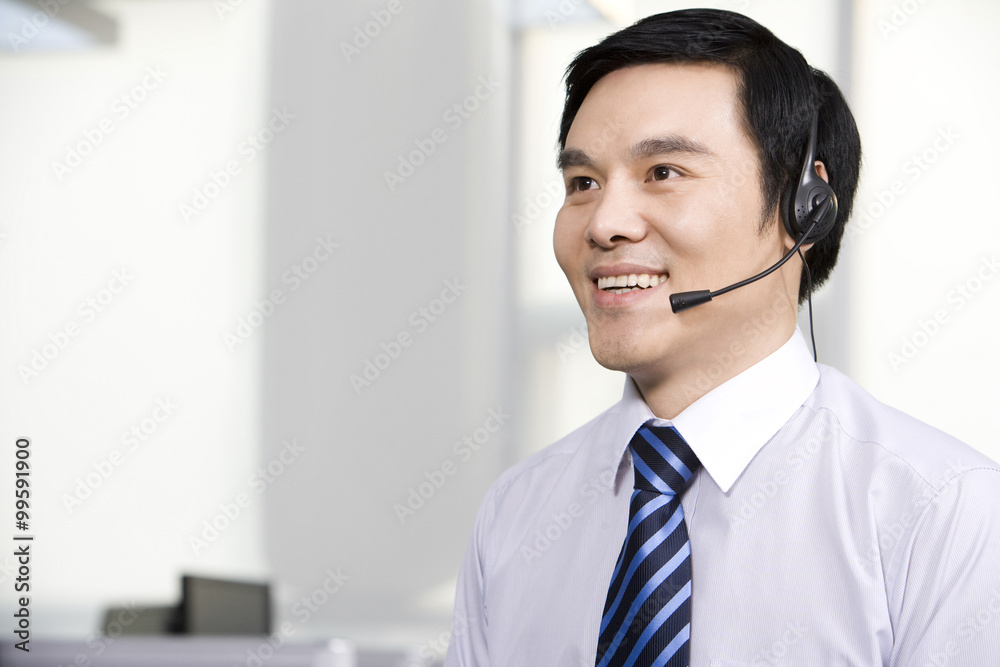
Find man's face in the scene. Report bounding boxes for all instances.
[554,62,798,390]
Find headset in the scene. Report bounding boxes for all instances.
[784,110,839,244]
[667,108,838,360]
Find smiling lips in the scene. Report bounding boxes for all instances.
[596,273,668,294]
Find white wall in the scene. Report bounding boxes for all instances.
[259,0,514,649]
[0,0,271,634]
[0,0,515,651]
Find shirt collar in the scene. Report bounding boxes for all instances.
[605,329,819,494]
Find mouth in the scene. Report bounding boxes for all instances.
[595,273,668,295]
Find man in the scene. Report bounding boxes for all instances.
[445,9,1000,666]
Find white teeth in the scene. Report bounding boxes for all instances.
[596,273,668,291]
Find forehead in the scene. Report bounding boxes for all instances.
[564,62,753,160]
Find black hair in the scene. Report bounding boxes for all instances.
[558,9,862,303]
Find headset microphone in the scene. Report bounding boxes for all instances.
[669,110,838,314]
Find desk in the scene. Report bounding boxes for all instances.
[0,637,435,667]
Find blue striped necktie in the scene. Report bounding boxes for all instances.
[596,423,701,667]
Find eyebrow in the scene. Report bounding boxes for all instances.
[557,135,715,171]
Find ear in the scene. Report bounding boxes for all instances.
[815,160,830,183]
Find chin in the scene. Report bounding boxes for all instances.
[588,330,655,375]
[585,306,674,373]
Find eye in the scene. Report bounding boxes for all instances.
[649,165,682,181]
[567,176,601,194]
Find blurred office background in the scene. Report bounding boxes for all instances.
[1,0,998,659]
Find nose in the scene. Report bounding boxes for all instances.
[583,181,647,249]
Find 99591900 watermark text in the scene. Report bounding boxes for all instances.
[12,437,34,652]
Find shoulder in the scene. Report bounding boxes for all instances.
[806,364,999,490]
[469,398,623,549]
[806,365,1000,589]
[486,400,621,507]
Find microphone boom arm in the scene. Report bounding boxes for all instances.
[669,196,832,313]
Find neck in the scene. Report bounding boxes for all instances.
[631,320,796,419]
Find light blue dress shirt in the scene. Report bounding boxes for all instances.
[445,331,1000,666]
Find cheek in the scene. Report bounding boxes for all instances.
[552,208,580,276]
[658,191,749,254]
[647,198,715,260]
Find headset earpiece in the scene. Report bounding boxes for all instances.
[784,110,838,244]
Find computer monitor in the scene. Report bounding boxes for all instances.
[179,574,271,635]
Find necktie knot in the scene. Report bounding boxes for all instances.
[630,424,701,496]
